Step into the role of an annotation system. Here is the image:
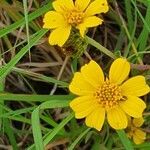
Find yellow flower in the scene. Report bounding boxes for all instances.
[127,117,146,144]
[43,0,109,46]
[69,58,150,131]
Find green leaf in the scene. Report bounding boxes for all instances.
[68,128,91,150]
[0,2,52,38]
[31,100,71,150]
[86,36,116,59]
[0,29,48,82]
[131,0,150,32]
[32,107,44,150]
[0,94,74,102]
[13,67,69,87]
[134,142,150,149]
[43,113,74,146]
[116,130,134,150]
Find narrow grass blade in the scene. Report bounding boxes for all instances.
[68,128,91,150]
[137,4,150,52]
[3,119,19,150]
[23,0,30,53]
[0,29,48,82]
[0,94,74,102]
[131,0,150,32]
[0,106,35,118]
[116,130,134,150]
[13,67,69,87]
[32,107,44,150]
[134,142,150,149]
[125,0,134,33]
[31,100,71,150]
[0,2,52,38]
[43,113,74,146]
[86,36,116,59]
[0,69,18,149]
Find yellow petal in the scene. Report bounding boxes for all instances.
[109,58,130,85]
[49,26,71,46]
[133,117,144,127]
[77,23,87,37]
[120,96,146,118]
[107,106,128,129]
[53,0,74,12]
[133,129,146,144]
[133,136,145,145]
[85,0,109,17]
[69,72,96,96]
[82,16,103,27]
[77,16,103,36]
[85,106,105,131]
[70,96,98,118]
[43,11,66,29]
[81,60,104,88]
[121,76,150,97]
[75,0,90,11]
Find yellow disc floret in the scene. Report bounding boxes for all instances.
[66,9,84,25]
[94,80,122,109]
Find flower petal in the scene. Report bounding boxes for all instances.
[53,0,74,12]
[70,96,98,118]
[133,117,144,127]
[69,72,96,96]
[77,16,103,36]
[109,58,130,85]
[81,60,104,88]
[121,76,150,97]
[85,106,105,131]
[82,16,103,27]
[133,129,146,144]
[77,23,87,37]
[75,0,90,11]
[120,96,146,118]
[85,0,109,17]
[49,26,71,46]
[43,11,66,29]
[107,106,128,129]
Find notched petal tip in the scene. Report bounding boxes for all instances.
[85,107,105,131]
[120,96,146,118]
[85,0,109,17]
[121,75,150,97]
[48,26,71,46]
[80,60,104,87]
[69,72,95,95]
[109,57,130,85]
[133,117,144,127]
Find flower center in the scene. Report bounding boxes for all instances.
[66,9,84,25]
[94,80,123,109]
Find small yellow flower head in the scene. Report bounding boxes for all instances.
[43,0,109,46]
[127,117,146,144]
[69,58,150,131]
